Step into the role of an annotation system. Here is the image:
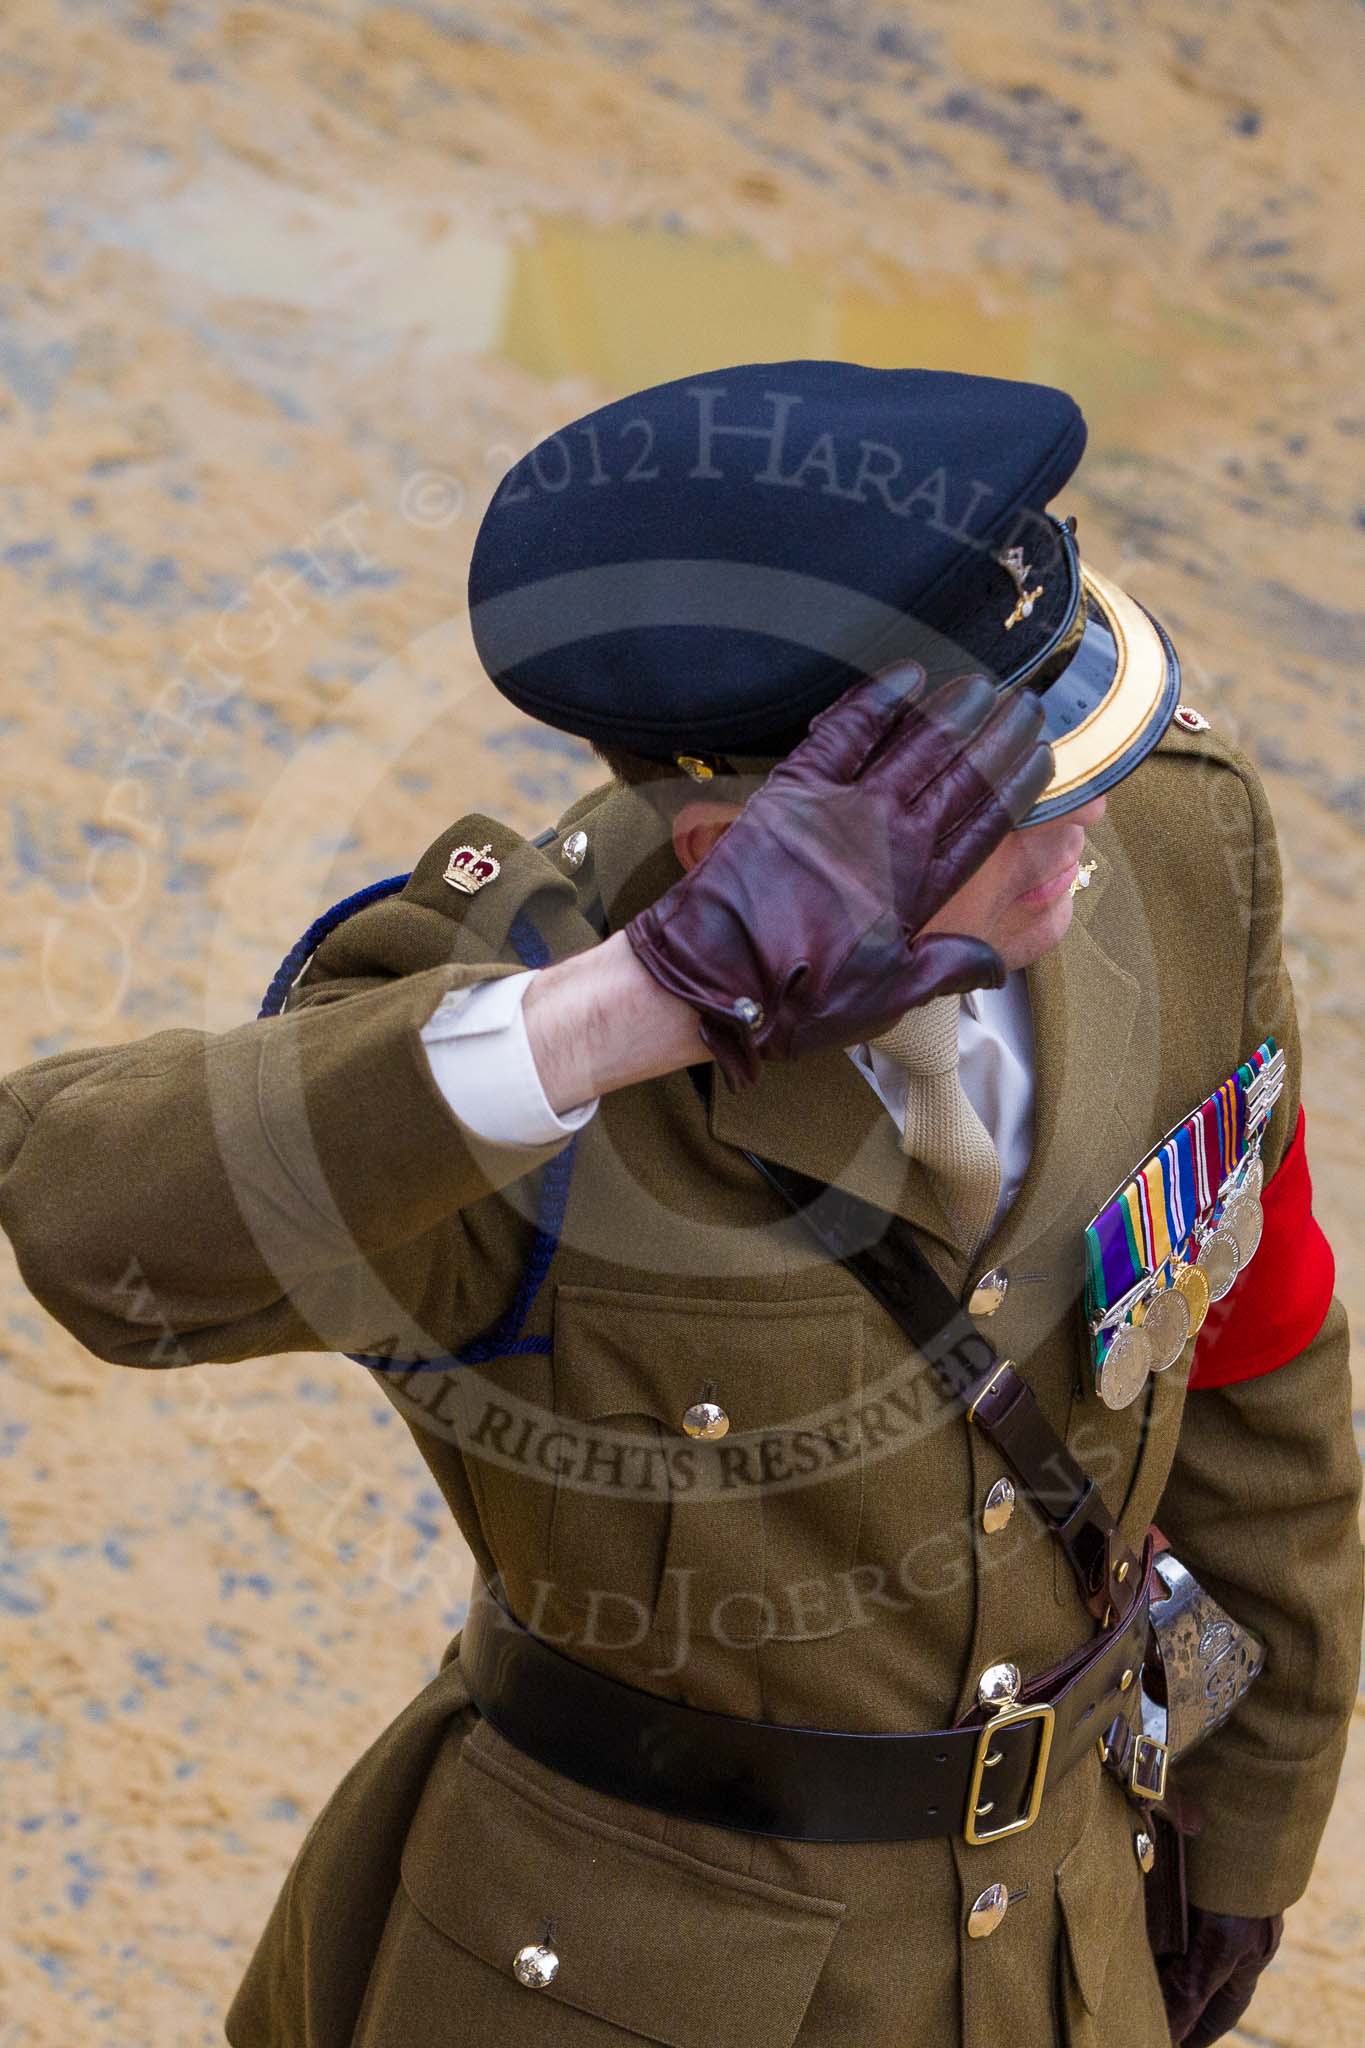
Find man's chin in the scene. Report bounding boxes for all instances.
[998,894,1077,973]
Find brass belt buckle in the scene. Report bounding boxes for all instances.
[1128,1733,1169,1803]
[963,1701,1056,1846]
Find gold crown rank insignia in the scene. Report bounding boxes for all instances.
[443,842,501,895]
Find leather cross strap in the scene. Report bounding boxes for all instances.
[686,1065,1141,1624]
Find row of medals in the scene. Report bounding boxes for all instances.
[1091,1084,1278,1413]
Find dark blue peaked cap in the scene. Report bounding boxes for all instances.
[468,360,1178,816]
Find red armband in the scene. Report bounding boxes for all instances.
[1186,1105,1335,1389]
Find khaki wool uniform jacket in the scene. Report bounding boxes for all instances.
[0,720,1359,2048]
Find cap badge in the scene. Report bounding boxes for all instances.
[996,546,1045,631]
[443,842,501,895]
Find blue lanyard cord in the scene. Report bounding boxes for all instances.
[258,882,574,1369]
[258,873,413,1019]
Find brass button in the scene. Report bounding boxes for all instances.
[1119,1667,1135,1692]
[513,1942,560,1989]
[967,1883,1009,1939]
[976,1661,1021,1711]
[682,1399,729,1441]
[1134,1830,1156,1874]
[982,1478,1015,1534]
[1115,1561,1130,1584]
[968,1267,1009,1316]
[560,829,589,871]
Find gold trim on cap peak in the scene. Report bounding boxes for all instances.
[1037,560,1171,804]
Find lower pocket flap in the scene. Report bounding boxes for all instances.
[1055,1789,1144,2015]
[401,1727,846,2048]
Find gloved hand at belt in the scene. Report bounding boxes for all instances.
[625,662,1053,1091]
[1158,1908,1284,2045]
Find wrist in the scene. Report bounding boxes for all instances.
[522,931,709,1110]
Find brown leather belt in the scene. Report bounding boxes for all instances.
[458,1550,1153,1846]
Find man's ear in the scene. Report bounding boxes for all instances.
[672,799,743,873]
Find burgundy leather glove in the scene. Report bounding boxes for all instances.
[1158,1908,1284,2045]
[625,662,1052,1089]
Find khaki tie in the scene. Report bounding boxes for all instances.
[869,995,1002,1257]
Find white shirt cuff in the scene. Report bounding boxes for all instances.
[420,972,600,1148]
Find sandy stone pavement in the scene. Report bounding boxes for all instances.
[0,2,1360,2042]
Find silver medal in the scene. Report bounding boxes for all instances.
[1221,1192,1264,1266]
[1094,1322,1155,1410]
[1196,1226,1241,1302]
[1142,1287,1193,1373]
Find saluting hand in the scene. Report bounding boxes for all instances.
[625,662,1053,1091]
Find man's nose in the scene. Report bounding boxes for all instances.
[1069,793,1108,830]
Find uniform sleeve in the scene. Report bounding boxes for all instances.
[1152,756,1363,1917]
[0,957,576,1371]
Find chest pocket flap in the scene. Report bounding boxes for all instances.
[548,1285,867,1648]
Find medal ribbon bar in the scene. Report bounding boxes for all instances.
[1082,1039,1282,1408]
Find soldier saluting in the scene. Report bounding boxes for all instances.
[0,362,1357,2048]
